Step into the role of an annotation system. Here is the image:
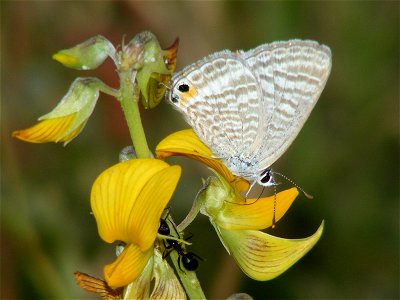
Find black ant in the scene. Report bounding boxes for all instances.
[158,217,203,271]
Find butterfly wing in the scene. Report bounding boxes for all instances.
[168,51,265,160]
[243,40,332,169]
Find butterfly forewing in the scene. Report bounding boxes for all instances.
[243,40,332,168]
[170,51,264,158]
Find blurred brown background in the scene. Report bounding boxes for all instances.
[1,1,398,299]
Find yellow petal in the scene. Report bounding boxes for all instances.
[150,249,186,300]
[134,166,182,250]
[156,129,248,191]
[218,188,299,230]
[104,244,153,288]
[12,114,83,144]
[52,52,78,68]
[91,159,181,250]
[53,36,113,70]
[218,221,324,281]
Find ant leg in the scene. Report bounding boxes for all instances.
[177,255,185,272]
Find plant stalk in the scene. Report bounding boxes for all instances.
[118,70,150,158]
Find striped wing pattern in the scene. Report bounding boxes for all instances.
[167,40,331,180]
[170,52,263,159]
[243,40,332,169]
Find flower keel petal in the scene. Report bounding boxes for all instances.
[219,222,324,281]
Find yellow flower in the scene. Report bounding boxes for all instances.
[156,129,324,281]
[199,173,323,281]
[13,78,101,145]
[90,158,181,288]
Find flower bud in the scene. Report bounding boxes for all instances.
[52,35,115,70]
[136,38,179,109]
[13,77,101,144]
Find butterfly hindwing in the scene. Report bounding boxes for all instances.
[243,40,332,168]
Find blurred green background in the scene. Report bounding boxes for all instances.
[1,2,398,299]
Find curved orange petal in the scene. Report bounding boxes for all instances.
[91,159,181,250]
[156,129,249,191]
[218,188,299,230]
[133,165,181,250]
[12,114,83,144]
[104,244,153,288]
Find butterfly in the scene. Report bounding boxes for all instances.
[166,40,331,191]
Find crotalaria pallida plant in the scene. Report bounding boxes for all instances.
[14,31,325,299]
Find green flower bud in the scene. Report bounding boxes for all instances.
[119,32,179,109]
[53,35,116,70]
[138,38,179,109]
[136,38,170,109]
[40,77,100,121]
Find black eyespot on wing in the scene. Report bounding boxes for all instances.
[178,83,189,92]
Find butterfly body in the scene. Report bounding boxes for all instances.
[167,40,332,186]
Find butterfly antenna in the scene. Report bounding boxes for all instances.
[272,171,314,199]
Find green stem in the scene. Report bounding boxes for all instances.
[97,81,120,98]
[118,70,150,158]
[165,216,206,299]
[170,249,206,300]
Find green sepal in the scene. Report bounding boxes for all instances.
[136,39,171,109]
[39,77,101,138]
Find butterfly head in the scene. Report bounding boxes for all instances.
[256,168,277,187]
